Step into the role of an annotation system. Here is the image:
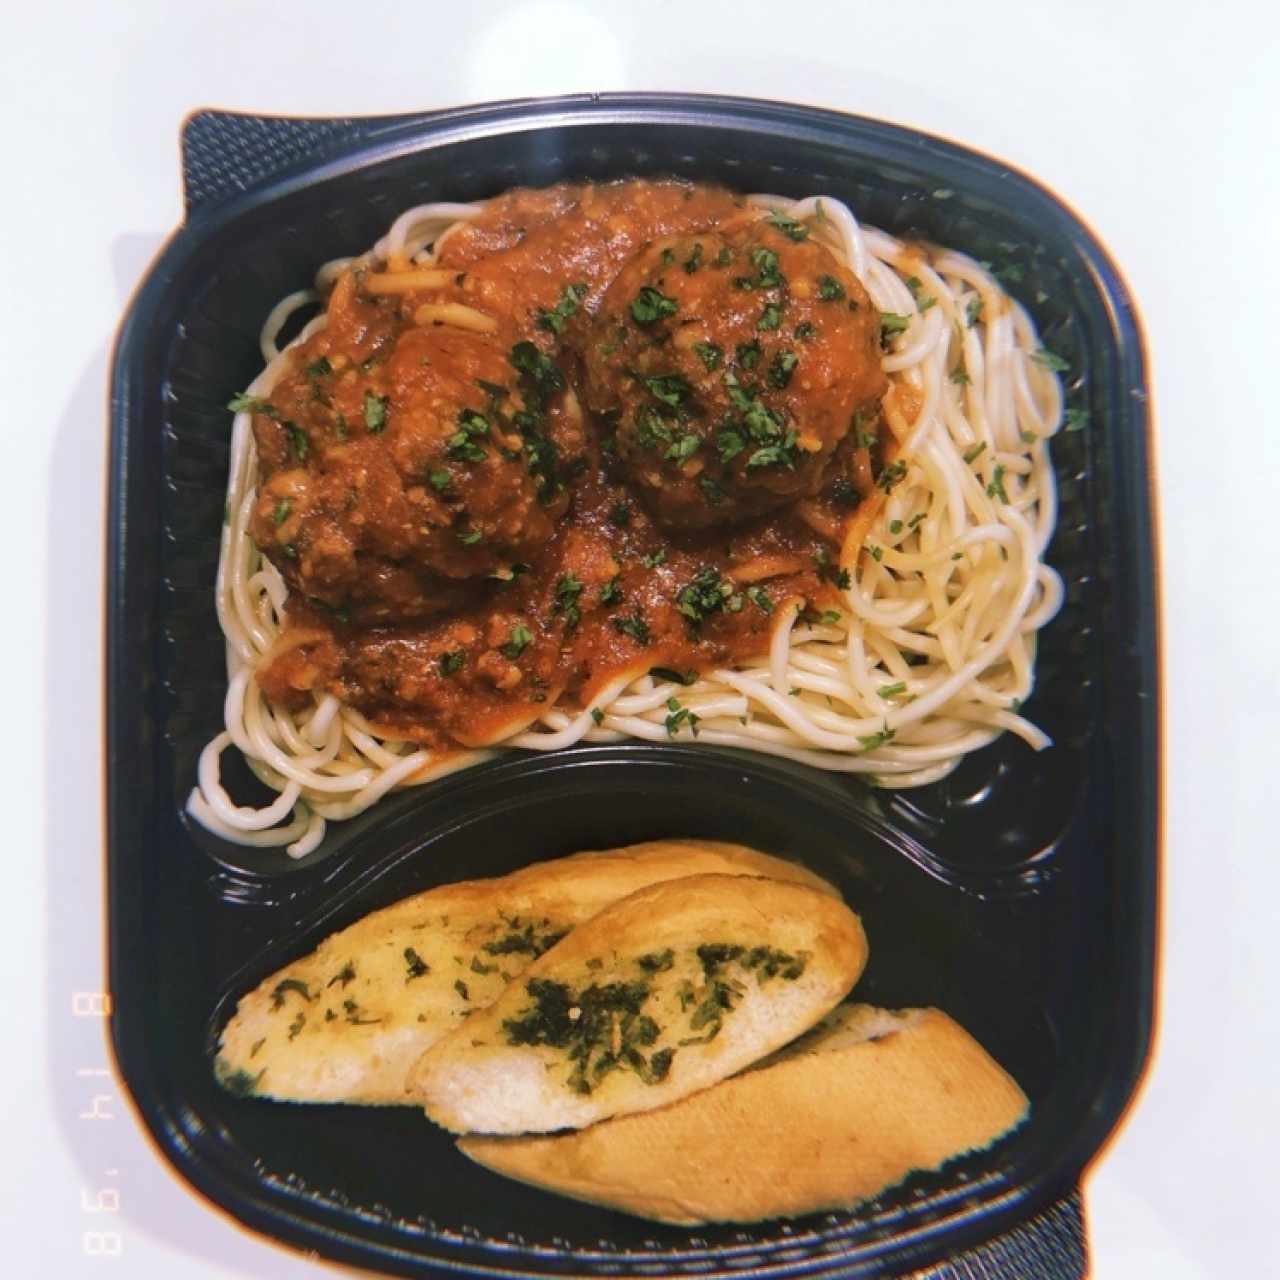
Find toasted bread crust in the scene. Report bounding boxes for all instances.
[407,875,868,1133]
[459,1005,1029,1224]
[214,841,834,1104]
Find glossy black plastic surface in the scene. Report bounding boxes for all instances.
[106,95,1156,1278]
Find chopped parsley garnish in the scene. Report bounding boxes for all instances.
[280,543,298,560]
[716,428,745,463]
[713,247,732,267]
[858,725,896,751]
[342,997,382,1026]
[951,365,971,385]
[745,439,798,471]
[641,548,668,568]
[439,650,465,676]
[693,341,723,371]
[590,707,604,726]
[908,512,926,529]
[866,544,883,562]
[740,945,809,980]
[272,498,292,525]
[879,312,910,345]
[767,350,798,389]
[794,321,816,341]
[699,475,726,505]
[720,371,795,469]
[696,942,742,976]
[326,963,356,989]
[483,916,568,958]
[766,210,809,241]
[630,285,679,326]
[404,947,430,980]
[682,243,704,273]
[889,519,903,534]
[675,566,737,628]
[650,666,698,685]
[735,340,761,369]
[852,409,878,449]
[227,393,270,415]
[500,625,531,659]
[363,391,388,433]
[962,441,987,464]
[537,282,588,335]
[509,341,566,401]
[664,697,700,736]
[600,576,622,605]
[817,275,846,302]
[637,949,675,972]
[634,372,693,408]
[734,246,784,290]
[1064,407,1088,432]
[608,502,631,527]
[428,469,452,492]
[446,407,489,461]
[664,431,702,463]
[986,463,1010,504]
[285,423,309,461]
[757,301,782,331]
[457,527,483,545]
[304,355,332,380]
[879,682,907,699]
[877,459,908,492]
[501,976,670,1096]
[814,548,851,591]
[553,573,584,629]
[966,296,984,328]
[1033,347,1070,373]
[905,275,936,312]
[746,585,773,613]
[269,978,311,1010]
[611,613,651,645]
[635,405,673,451]
[454,980,470,1002]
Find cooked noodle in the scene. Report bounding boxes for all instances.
[188,192,1065,857]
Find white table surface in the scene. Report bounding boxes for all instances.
[5,2,1277,1275]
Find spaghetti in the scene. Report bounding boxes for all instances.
[188,189,1065,858]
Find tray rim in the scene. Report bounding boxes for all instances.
[106,91,1158,1279]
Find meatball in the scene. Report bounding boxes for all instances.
[249,315,584,623]
[580,222,886,530]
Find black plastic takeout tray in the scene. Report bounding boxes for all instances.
[106,94,1157,1278]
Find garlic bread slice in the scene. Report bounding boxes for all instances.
[406,873,867,1133]
[214,840,836,1104]
[458,1004,1029,1224]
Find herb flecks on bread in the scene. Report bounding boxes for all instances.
[213,840,837,1105]
[407,874,867,1134]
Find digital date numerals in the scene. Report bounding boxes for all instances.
[73,991,123,1259]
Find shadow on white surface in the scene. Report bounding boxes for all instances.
[43,232,336,1277]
